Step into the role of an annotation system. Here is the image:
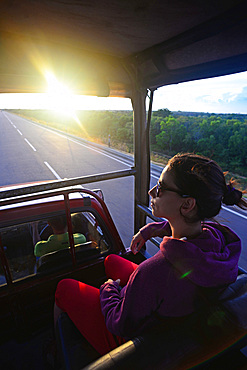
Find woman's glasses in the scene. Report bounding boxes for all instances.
[156,181,189,198]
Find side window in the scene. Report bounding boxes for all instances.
[0,223,36,283]
[77,212,109,252]
[0,210,111,282]
[0,269,7,287]
[0,247,7,287]
[34,211,110,257]
[36,211,110,273]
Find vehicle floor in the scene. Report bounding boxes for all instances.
[0,331,247,370]
[0,327,59,370]
[193,346,247,370]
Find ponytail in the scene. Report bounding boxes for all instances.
[223,180,247,210]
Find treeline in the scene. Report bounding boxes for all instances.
[8,108,247,181]
[151,109,247,177]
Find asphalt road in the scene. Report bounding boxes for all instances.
[0,111,135,249]
[1,111,247,270]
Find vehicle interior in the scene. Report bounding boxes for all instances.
[1,0,247,369]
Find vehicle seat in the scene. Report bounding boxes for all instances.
[55,270,247,370]
[56,312,100,369]
[37,241,100,273]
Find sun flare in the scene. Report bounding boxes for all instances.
[44,71,76,115]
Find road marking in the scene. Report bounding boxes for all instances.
[7,113,247,222]
[22,119,131,167]
[152,174,160,181]
[3,113,18,129]
[24,138,36,151]
[4,114,23,136]
[4,114,10,122]
[221,205,247,220]
[44,161,62,180]
[4,114,14,125]
[69,137,131,166]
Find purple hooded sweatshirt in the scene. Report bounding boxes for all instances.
[100,221,241,339]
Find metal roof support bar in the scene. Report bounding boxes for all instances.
[0,168,136,200]
[136,203,162,223]
[132,88,150,234]
[146,89,154,184]
[64,193,76,267]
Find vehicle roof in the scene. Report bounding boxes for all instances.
[1,0,247,97]
[0,185,98,225]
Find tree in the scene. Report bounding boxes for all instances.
[156,116,187,153]
[229,127,247,167]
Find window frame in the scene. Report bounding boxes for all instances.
[0,187,125,289]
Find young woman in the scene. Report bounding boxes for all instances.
[55,153,247,355]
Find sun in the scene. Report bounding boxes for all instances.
[44,71,76,115]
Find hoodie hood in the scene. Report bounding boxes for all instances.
[160,222,241,287]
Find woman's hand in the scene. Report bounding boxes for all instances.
[130,231,145,255]
[104,278,120,285]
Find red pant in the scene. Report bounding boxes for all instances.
[55,254,138,355]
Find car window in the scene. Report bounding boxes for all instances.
[81,212,109,252]
[0,210,110,283]
[0,261,7,287]
[0,223,36,283]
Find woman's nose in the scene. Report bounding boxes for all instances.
[148,185,156,198]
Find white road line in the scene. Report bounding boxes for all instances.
[151,173,247,220]
[68,137,131,167]
[4,114,14,125]
[152,174,160,180]
[44,161,62,180]
[7,113,247,222]
[221,205,247,220]
[24,138,36,151]
[5,114,22,136]
[24,119,131,167]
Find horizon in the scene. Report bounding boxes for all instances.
[1,70,247,115]
[4,107,247,116]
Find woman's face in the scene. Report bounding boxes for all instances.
[148,168,184,220]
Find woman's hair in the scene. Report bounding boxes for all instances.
[166,153,247,221]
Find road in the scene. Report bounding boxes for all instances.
[1,111,247,270]
[0,111,135,249]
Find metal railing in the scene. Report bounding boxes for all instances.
[0,184,128,285]
[136,203,165,249]
[0,168,136,204]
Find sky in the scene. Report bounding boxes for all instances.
[152,71,247,114]
[1,70,247,114]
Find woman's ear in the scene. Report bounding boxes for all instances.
[180,197,197,215]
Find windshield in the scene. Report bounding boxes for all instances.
[1,73,247,269]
